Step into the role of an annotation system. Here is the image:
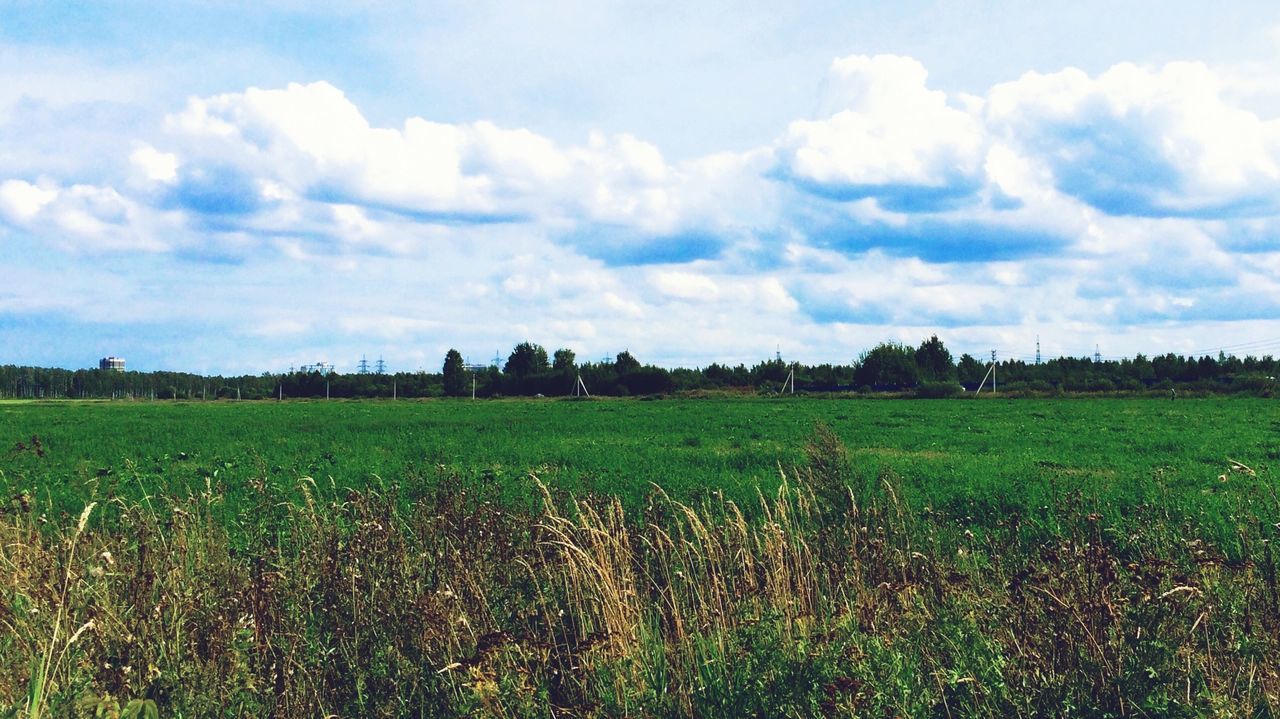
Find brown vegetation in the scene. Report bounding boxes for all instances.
[3,432,1279,716]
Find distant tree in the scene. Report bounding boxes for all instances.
[614,351,641,375]
[442,349,467,396]
[915,334,956,382]
[504,342,549,379]
[854,342,920,389]
[957,353,986,386]
[619,366,673,395]
[553,348,577,373]
[752,358,788,384]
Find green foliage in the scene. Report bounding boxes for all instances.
[915,381,962,398]
[3,421,1279,716]
[503,342,549,379]
[855,341,921,389]
[915,333,955,382]
[552,348,576,373]
[441,349,467,397]
[4,333,1280,400]
[613,350,641,375]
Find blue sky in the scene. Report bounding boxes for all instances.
[4,1,1280,373]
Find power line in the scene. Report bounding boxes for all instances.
[1184,336,1280,357]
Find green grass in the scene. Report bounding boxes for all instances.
[2,396,1279,717]
[2,396,1275,535]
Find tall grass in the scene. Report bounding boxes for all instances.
[2,428,1279,716]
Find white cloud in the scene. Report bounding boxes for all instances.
[0,178,169,252]
[153,81,768,264]
[0,179,57,223]
[130,145,178,183]
[987,61,1280,217]
[651,270,720,302]
[776,55,986,207]
[10,54,1280,371]
[161,82,739,232]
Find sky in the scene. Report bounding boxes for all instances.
[4,1,1280,374]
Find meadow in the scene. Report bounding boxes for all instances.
[2,396,1279,716]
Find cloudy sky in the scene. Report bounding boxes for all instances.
[4,2,1280,374]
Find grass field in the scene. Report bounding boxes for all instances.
[4,396,1275,512]
[3,396,1279,716]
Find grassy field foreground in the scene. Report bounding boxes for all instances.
[2,397,1279,716]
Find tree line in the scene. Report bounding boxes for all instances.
[1,335,1277,400]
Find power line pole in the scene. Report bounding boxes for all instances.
[358,355,369,374]
[975,350,998,394]
[1036,336,1041,365]
[376,356,386,374]
[1094,344,1101,363]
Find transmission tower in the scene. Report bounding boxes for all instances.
[1094,345,1101,363]
[375,356,386,374]
[358,355,369,374]
[1036,336,1041,365]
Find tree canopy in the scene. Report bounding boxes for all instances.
[442,349,467,396]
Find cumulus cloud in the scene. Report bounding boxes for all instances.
[775,55,987,211]
[988,62,1280,218]
[11,55,1280,371]
[147,81,771,263]
[0,179,57,223]
[129,145,179,184]
[0,178,169,252]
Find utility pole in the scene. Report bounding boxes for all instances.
[977,350,998,394]
[1036,336,1041,365]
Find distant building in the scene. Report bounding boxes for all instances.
[99,356,125,372]
[300,361,335,375]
